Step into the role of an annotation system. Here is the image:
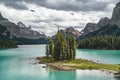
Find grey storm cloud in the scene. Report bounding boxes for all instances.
[0,0,28,10]
[0,0,119,11]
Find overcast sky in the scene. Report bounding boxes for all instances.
[0,0,119,35]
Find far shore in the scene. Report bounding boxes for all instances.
[35,56,120,74]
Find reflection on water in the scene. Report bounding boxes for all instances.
[45,66,76,80]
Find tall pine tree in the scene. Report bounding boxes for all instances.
[45,27,76,60]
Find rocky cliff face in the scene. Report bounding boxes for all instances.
[0,12,7,21]
[65,27,81,39]
[82,17,110,35]
[52,27,81,39]
[82,23,97,35]
[111,2,120,26]
[0,13,47,44]
[17,22,26,28]
[0,20,21,39]
[0,24,10,40]
[97,17,110,29]
[17,22,47,40]
[80,2,120,38]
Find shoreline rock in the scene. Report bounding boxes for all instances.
[99,69,117,74]
[46,63,76,71]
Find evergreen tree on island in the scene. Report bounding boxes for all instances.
[46,27,76,60]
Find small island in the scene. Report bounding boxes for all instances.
[37,57,120,74]
[37,28,120,74]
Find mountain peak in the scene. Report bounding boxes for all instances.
[82,23,97,35]
[111,1,120,26]
[0,12,4,20]
[97,17,110,27]
[0,12,8,21]
[52,27,81,39]
[17,22,26,27]
[0,12,2,17]
[99,17,109,21]
[82,17,110,35]
[116,1,120,7]
[66,27,74,32]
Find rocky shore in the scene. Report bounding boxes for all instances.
[46,63,76,71]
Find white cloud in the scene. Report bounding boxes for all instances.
[0,1,117,36]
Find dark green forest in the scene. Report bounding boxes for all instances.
[78,36,120,50]
[46,28,76,60]
[0,40,17,48]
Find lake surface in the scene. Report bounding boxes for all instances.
[76,49,120,64]
[0,45,119,80]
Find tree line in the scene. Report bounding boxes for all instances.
[0,40,17,48]
[46,28,76,60]
[78,36,120,50]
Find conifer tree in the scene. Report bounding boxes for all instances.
[45,27,76,60]
[46,44,49,58]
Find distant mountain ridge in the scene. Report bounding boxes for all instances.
[82,23,97,35]
[82,17,110,35]
[0,12,47,44]
[111,2,120,26]
[52,27,81,39]
[80,1,120,38]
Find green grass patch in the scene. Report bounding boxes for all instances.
[37,57,120,72]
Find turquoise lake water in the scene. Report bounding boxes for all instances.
[76,49,120,64]
[0,45,119,80]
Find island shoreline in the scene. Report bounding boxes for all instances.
[36,57,120,74]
